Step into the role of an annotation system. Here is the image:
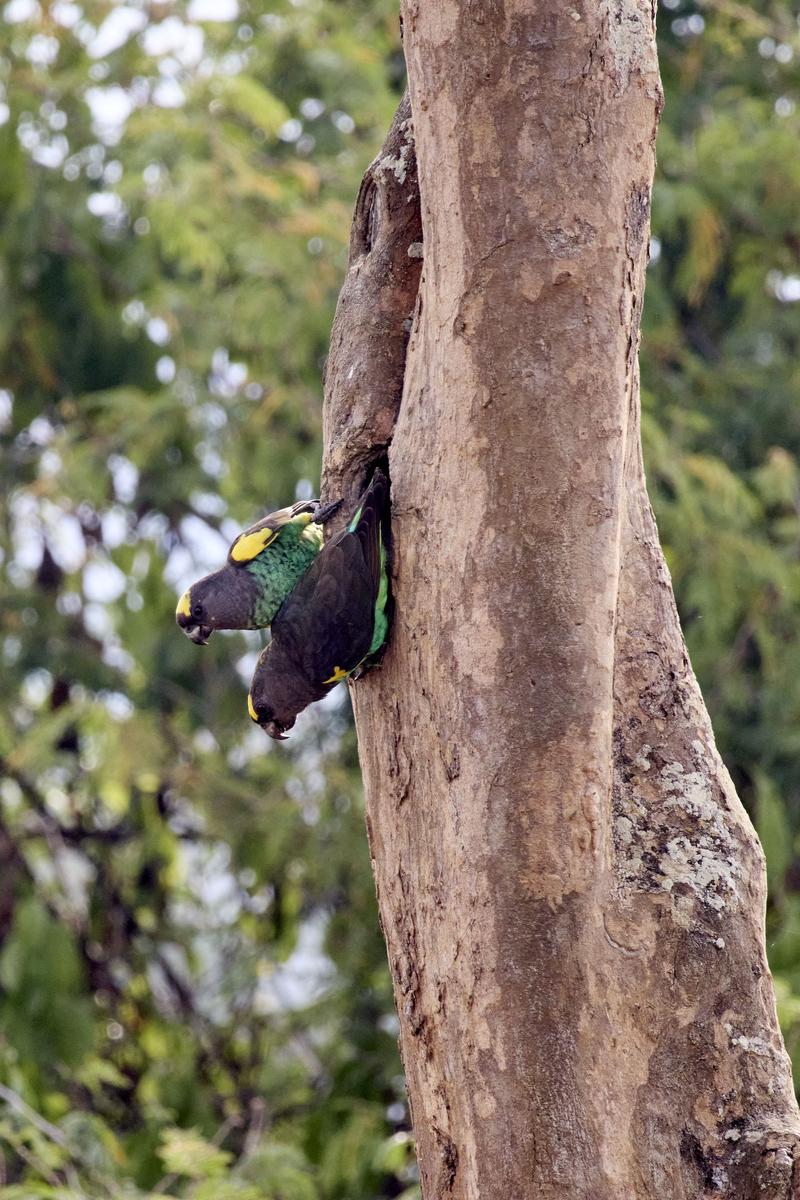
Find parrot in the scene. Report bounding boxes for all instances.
[247,469,390,740]
[175,497,341,645]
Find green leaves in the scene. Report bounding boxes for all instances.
[236,1142,319,1199]
[158,1129,234,1180]
[216,78,291,138]
[757,771,792,898]
[0,901,94,1070]
[0,2,410,1196]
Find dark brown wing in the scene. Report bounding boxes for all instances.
[272,472,387,688]
[274,537,376,688]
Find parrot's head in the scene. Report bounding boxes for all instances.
[246,645,299,741]
[175,566,257,645]
[246,689,294,741]
[175,585,214,645]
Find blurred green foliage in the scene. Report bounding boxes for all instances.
[0,0,798,1195]
[0,1,413,1196]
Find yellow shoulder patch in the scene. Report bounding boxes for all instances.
[323,665,349,685]
[247,693,259,722]
[293,512,314,527]
[176,590,192,618]
[230,526,280,563]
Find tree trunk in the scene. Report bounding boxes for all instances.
[322,4,800,1197]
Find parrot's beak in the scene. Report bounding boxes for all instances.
[264,720,289,741]
[183,623,213,646]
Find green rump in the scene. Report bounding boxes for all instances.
[368,541,388,659]
[347,496,388,665]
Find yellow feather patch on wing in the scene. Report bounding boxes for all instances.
[230,527,280,563]
[247,693,259,722]
[323,665,349,685]
[176,591,192,618]
[294,513,313,527]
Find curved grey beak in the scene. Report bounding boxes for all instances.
[183,623,213,646]
[264,720,289,741]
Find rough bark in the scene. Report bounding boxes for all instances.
[322,91,422,516]
[321,4,800,1197]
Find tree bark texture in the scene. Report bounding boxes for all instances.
[321,4,800,1197]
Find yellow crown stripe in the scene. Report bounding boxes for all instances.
[247,693,259,722]
[176,591,192,618]
[323,665,348,685]
[230,527,279,563]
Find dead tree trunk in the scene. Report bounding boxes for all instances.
[322,4,800,1197]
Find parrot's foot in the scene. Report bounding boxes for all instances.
[313,498,343,525]
[349,648,387,683]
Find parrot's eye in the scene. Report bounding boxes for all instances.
[192,602,204,620]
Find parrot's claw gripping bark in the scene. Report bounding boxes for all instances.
[312,498,343,525]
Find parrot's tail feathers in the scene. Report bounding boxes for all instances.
[347,468,388,533]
